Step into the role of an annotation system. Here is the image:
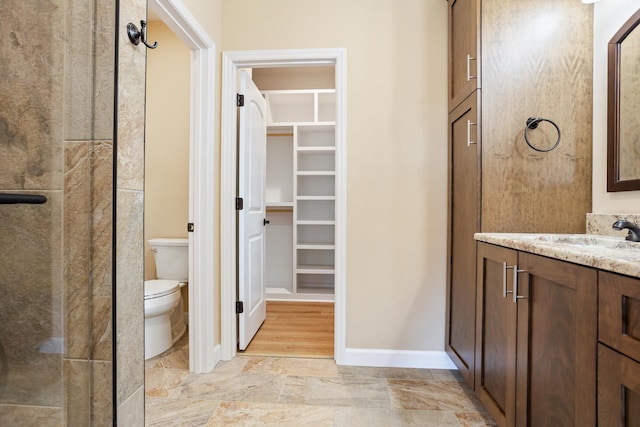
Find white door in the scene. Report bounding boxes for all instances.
[237,70,267,350]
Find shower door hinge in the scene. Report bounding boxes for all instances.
[236,301,244,314]
[236,197,244,210]
[236,93,245,107]
[187,223,194,232]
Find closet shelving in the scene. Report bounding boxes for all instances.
[263,89,336,301]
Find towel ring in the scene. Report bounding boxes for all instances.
[524,117,561,152]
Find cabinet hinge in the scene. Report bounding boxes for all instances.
[236,197,244,210]
[236,93,245,107]
[236,301,244,314]
[187,222,194,232]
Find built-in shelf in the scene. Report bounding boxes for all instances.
[297,146,336,153]
[296,195,336,201]
[296,265,336,274]
[296,171,335,176]
[296,243,336,250]
[264,89,335,302]
[296,286,335,295]
[297,220,335,226]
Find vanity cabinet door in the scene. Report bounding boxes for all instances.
[448,0,480,111]
[598,344,640,426]
[599,271,640,362]
[516,253,597,427]
[475,242,517,427]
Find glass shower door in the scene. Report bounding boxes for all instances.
[0,0,115,424]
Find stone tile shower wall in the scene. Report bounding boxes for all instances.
[115,0,146,424]
[0,0,115,425]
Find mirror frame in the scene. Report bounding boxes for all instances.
[608,8,640,192]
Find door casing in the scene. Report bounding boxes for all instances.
[220,49,347,362]
[149,0,217,373]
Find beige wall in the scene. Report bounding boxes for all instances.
[223,0,449,351]
[144,21,191,280]
[592,0,640,213]
[183,0,222,44]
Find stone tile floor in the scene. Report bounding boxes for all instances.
[145,335,495,426]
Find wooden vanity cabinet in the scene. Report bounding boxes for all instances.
[598,272,640,425]
[475,243,597,427]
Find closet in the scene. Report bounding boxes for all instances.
[262,88,336,302]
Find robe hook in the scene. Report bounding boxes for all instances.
[127,20,158,49]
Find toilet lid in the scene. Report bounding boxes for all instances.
[144,279,180,299]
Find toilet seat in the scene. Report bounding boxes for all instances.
[144,279,180,300]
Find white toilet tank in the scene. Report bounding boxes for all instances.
[148,238,189,281]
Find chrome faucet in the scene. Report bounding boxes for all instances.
[612,219,640,242]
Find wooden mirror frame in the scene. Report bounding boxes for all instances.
[608,9,640,192]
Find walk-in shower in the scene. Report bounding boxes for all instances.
[0,1,115,424]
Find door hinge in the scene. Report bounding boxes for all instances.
[187,222,194,232]
[236,301,244,314]
[236,93,245,107]
[236,197,244,210]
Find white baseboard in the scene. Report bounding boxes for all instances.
[342,348,457,370]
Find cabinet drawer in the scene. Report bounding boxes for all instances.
[599,271,640,363]
[598,344,640,426]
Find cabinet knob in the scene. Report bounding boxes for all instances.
[263,218,270,226]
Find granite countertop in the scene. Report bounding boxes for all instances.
[475,233,640,279]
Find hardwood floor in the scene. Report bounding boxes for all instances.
[239,301,334,358]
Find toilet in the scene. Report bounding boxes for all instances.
[144,238,188,360]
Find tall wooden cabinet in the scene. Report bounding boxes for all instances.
[263,89,336,302]
[446,0,481,387]
[445,0,593,390]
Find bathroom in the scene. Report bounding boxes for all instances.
[0,0,638,424]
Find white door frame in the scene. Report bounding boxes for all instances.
[149,0,217,373]
[220,49,347,363]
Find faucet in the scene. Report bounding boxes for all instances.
[612,220,640,242]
